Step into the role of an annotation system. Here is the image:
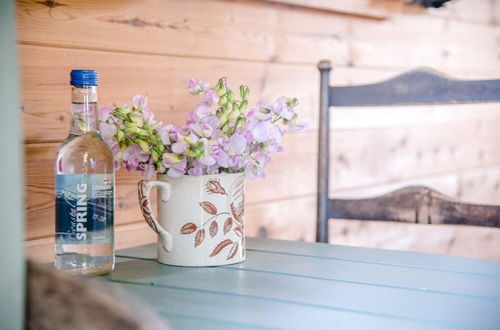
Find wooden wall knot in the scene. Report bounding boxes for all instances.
[36,0,65,9]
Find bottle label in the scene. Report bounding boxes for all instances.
[55,174,114,245]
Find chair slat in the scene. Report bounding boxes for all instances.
[330,69,500,107]
[328,186,500,228]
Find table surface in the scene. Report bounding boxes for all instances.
[100,237,500,330]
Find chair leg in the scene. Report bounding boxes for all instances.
[317,60,332,243]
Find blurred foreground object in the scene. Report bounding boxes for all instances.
[27,261,170,330]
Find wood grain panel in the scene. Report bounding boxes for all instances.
[330,219,500,259]
[348,15,500,70]
[26,117,500,240]
[334,163,500,205]
[19,44,319,143]
[19,45,500,143]
[16,0,350,65]
[16,0,500,68]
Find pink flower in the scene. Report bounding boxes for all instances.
[164,158,187,177]
[99,107,113,121]
[187,102,212,124]
[251,121,273,143]
[188,166,203,176]
[157,125,172,145]
[244,153,270,179]
[203,89,219,105]
[122,145,150,171]
[99,122,117,145]
[226,133,247,155]
[199,153,216,166]
[142,108,155,125]
[132,95,148,109]
[187,79,209,95]
[143,164,156,179]
[212,146,230,168]
[171,141,188,153]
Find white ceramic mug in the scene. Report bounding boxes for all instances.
[138,173,245,266]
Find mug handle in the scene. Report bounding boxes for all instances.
[138,180,173,252]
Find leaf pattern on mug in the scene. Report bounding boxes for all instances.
[230,202,244,224]
[209,221,218,238]
[234,225,243,237]
[223,217,233,235]
[210,239,233,257]
[180,223,197,235]
[205,179,227,195]
[227,242,239,260]
[200,201,217,215]
[176,177,245,260]
[195,229,205,247]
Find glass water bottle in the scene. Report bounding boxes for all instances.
[54,70,115,276]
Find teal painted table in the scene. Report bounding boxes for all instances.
[101,237,500,330]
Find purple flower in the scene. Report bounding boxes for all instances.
[143,164,156,179]
[189,122,213,138]
[187,79,209,95]
[188,166,203,176]
[203,89,219,105]
[122,145,150,171]
[187,102,212,123]
[132,95,148,109]
[244,153,270,179]
[157,124,172,145]
[99,122,117,145]
[163,158,187,177]
[142,108,155,125]
[100,78,305,180]
[251,121,273,143]
[171,141,188,154]
[99,107,113,121]
[212,146,230,168]
[226,133,247,155]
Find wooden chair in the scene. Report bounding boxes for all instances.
[317,60,500,243]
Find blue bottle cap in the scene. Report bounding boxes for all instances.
[70,70,98,86]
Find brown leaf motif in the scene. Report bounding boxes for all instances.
[200,201,217,215]
[210,239,233,257]
[205,179,227,195]
[227,242,239,260]
[230,202,244,224]
[234,226,243,237]
[223,217,232,235]
[180,223,197,235]
[209,221,218,238]
[195,229,205,247]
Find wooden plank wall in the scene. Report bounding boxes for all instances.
[17,0,500,261]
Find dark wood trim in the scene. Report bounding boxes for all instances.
[330,68,500,107]
[328,186,500,228]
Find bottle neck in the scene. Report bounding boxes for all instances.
[70,86,98,135]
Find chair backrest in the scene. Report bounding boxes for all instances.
[317,60,500,243]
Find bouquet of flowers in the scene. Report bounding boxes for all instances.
[99,77,306,179]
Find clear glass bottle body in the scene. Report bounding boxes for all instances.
[54,86,115,276]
